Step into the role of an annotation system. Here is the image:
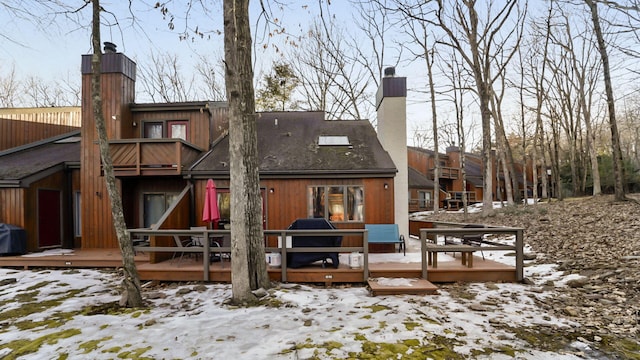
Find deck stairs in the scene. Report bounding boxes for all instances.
[367,277,438,296]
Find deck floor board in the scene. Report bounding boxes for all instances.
[0,249,517,285]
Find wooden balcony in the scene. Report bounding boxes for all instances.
[107,139,204,176]
[431,166,459,179]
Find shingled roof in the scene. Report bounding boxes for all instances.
[189,112,397,178]
[0,131,80,187]
[408,167,435,189]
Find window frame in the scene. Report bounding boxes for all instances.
[418,190,431,208]
[307,185,364,223]
[141,119,190,141]
[141,191,180,228]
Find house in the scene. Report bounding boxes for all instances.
[0,107,82,253]
[0,43,414,256]
[408,167,438,212]
[0,131,81,252]
[407,145,533,210]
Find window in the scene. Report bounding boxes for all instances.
[143,192,179,228]
[168,121,187,140]
[307,185,364,222]
[142,120,189,140]
[215,189,266,229]
[217,192,231,221]
[418,191,431,208]
[144,122,163,139]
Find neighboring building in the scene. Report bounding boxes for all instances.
[0,107,81,151]
[407,145,533,210]
[408,167,440,213]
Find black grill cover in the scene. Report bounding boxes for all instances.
[287,218,342,268]
[0,223,27,255]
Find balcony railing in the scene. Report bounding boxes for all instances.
[106,138,204,176]
[430,166,459,179]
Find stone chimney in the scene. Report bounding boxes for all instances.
[376,67,408,237]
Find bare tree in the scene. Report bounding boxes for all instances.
[451,52,471,219]
[402,15,441,212]
[525,5,554,200]
[137,50,198,103]
[223,0,270,304]
[586,0,626,201]
[291,15,371,120]
[557,9,603,195]
[432,0,524,214]
[90,0,142,307]
[489,70,515,205]
[0,64,20,107]
[195,53,226,102]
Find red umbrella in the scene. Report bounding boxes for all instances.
[202,179,220,228]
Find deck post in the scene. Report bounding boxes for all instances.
[363,230,369,281]
[421,229,428,279]
[515,228,524,282]
[202,230,210,281]
[280,230,288,282]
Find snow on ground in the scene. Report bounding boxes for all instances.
[0,239,597,360]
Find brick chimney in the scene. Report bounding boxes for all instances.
[376,67,408,237]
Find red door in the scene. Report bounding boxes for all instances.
[38,189,62,248]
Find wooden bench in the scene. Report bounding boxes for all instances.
[426,244,477,268]
[365,224,405,255]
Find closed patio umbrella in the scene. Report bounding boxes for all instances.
[202,179,220,228]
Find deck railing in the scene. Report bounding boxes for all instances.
[107,138,203,176]
[431,166,460,179]
[129,222,524,283]
[128,228,368,282]
[419,222,524,281]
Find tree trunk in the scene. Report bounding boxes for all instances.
[223,0,270,304]
[426,48,440,213]
[90,0,142,308]
[464,7,493,214]
[489,77,515,206]
[587,0,625,201]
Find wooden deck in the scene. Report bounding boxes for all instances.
[0,249,517,288]
[0,249,150,269]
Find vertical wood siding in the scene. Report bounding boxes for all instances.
[0,188,26,228]
[0,107,81,151]
[192,177,395,249]
[132,109,212,151]
[80,68,135,249]
[0,171,73,252]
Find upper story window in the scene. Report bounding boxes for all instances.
[143,120,189,141]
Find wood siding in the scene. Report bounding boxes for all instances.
[0,107,81,151]
[0,188,25,228]
[132,108,212,150]
[149,186,191,263]
[191,177,395,249]
[407,149,432,176]
[80,59,136,249]
[0,171,75,252]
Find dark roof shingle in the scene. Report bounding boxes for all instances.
[0,131,80,187]
[190,112,396,177]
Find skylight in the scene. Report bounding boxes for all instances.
[318,135,350,146]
